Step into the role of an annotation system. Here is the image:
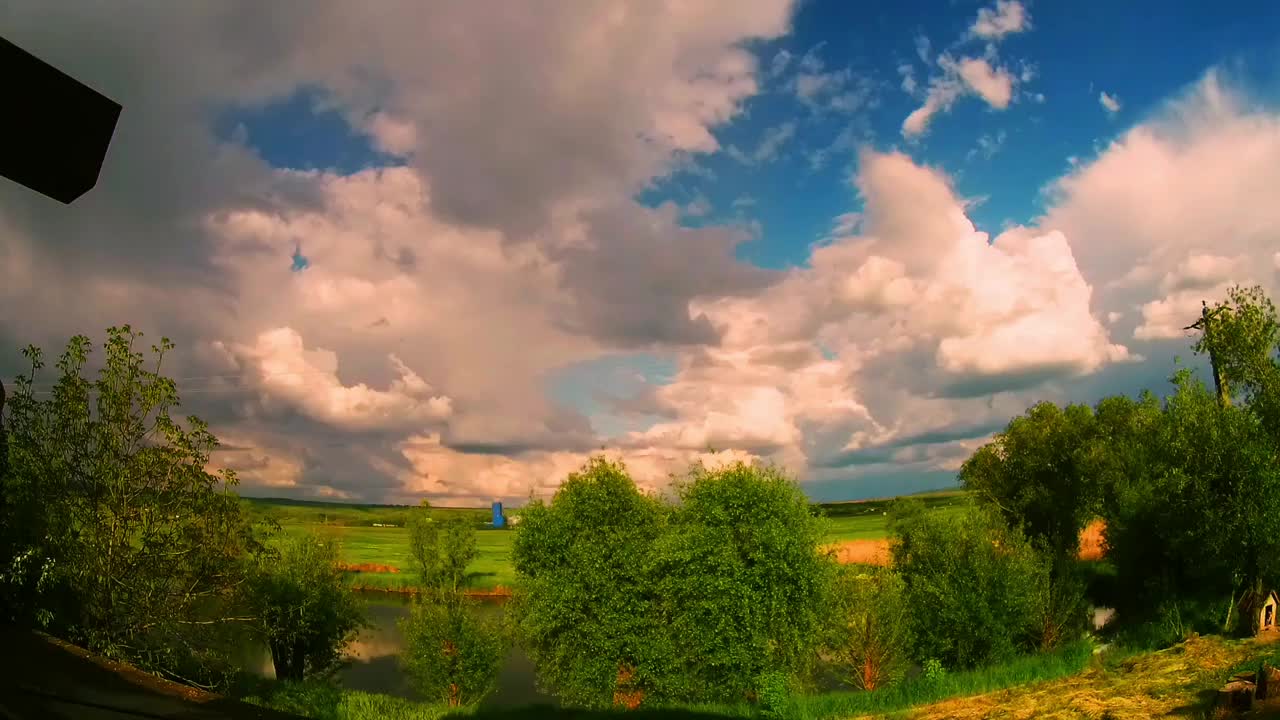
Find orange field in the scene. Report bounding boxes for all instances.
[826,519,1108,567]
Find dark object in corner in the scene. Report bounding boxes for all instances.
[0,35,121,204]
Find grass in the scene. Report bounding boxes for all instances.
[244,679,456,720]
[785,640,1096,719]
[243,491,971,593]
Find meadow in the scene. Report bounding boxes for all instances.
[241,489,970,592]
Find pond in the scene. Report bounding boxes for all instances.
[243,591,556,708]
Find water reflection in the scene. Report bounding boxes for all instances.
[242,591,553,708]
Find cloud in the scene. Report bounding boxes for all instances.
[966,130,1008,161]
[219,327,454,431]
[902,54,1019,137]
[956,58,1014,109]
[728,121,799,165]
[1099,91,1122,114]
[770,49,793,78]
[970,0,1030,40]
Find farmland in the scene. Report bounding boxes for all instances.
[241,488,972,592]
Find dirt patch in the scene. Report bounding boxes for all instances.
[338,562,400,574]
[1079,519,1107,561]
[826,539,893,566]
[827,521,1110,568]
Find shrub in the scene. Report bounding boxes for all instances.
[243,531,367,681]
[653,462,837,703]
[889,501,1046,670]
[824,566,914,691]
[508,456,673,709]
[400,598,506,708]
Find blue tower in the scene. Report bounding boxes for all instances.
[491,501,506,529]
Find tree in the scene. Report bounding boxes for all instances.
[888,501,1051,670]
[653,461,837,703]
[1101,368,1280,633]
[400,597,507,708]
[407,499,478,603]
[0,327,256,685]
[243,531,366,681]
[960,401,1100,571]
[1192,284,1280,431]
[824,566,913,691]
[508,456,673,709]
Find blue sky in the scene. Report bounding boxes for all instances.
[8,0,1280,504]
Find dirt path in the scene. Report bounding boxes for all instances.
[826,519,1109,567]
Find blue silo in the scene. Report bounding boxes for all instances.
[492,501,506,529]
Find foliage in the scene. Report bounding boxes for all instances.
[244,679,454,720]
[753,670,792,720]
[243,530,367,681]
[785,640,1094,720]
[888,500,1050,670]
[653,462,837,703]
[1194,284,1280,419]
[408,499,479,602]
[401,598,507,708]
[0,327,256,685]
[823,566,914,691]
[508,456,673,709]
[960,401,1100,570]
[1100,368,1280,631]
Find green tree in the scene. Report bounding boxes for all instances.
[824,566,913,691]
[0,327,255,685]
[243,531,366,681]
[1102,368,1280,633]
[960,401,1099,570]
[407,499,478,602]
[508,456,672,709]
[1193,284,1280,429]
[654,461,836,703]
[400,599,507,708]
[888,501,1052,670]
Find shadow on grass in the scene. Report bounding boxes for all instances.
[1165,687,1220,718]
[445,707,744,720]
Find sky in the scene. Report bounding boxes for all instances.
[3,0,1280,506]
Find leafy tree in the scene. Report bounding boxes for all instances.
[243,531,366,681]
[509,456,672,709]
[400,598,507,708]
[654,461,836,703]
[888,501,1050,670]
[1194,284,1280,431]
[824,566,913,691]
[407,499,478,603]
[0,327,256,685]
[960,401,1100,570]
[1102,368,1280,632]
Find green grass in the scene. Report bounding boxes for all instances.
[784,640,1095,719]
[244,679,457,720]
[245,491,970,592]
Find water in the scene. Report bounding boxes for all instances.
[244,591,554,708]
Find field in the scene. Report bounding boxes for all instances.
[242,489,972,592]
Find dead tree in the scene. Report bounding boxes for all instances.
[1185,300,1231,408]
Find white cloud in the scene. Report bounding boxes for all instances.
[1099,91,1122,114]
[957,57,1014,109]
[970,0,1030,40]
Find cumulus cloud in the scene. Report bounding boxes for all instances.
[956,58,1015,109]
[4,3,1278,504]
[970,0,1031,40]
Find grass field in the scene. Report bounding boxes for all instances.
[242,489,971,592]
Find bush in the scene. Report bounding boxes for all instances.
[400,598,507,708]
[508,456,672,709]
[653,462,837,703]
[889,501,1047,670]
[243,531,367,681]
[824,566,914,691]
